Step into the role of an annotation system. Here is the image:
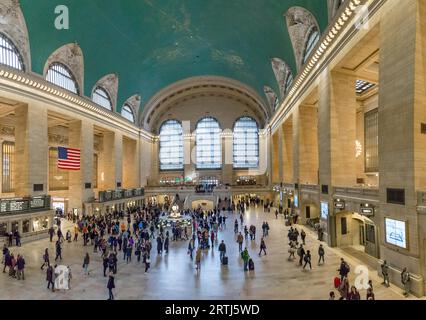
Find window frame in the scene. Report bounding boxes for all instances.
[121,104,135,123]
[0,32,24,71]
[195,117,222,170]
[302,27,320,65]
[233,116,260,169]
[159,119,184,171]
[92,86,113,111]
[46,62,79,94]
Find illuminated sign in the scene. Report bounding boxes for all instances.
[321,202,329,220]
[385,218,407,249]
[294,195,298,208]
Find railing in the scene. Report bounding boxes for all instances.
[333,186,379,200]
[0,195,51,215]
[96,188,144,203]
[300,184,320,193]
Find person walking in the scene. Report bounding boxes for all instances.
[41,248,50,270]
[303,250,312,270]
[242,247,250,272]
[318,244,325,265]
[347,286,361,300]
[381,260,390,287]
[49,227,55,242]
[338,258,350,281]
[258,237,267,256]
[145,255,151,273]
[297,244,305,266]
[301,229,306,245]
[188,239,195,260]
[107,273,115,300]
[401,267,411,296]
[46,265,55,292]
[218,240,227,262]
[83,253,90,275]
[16,254,25,280]
[164,234,169,255]
[366,287,375,300]
[195,247,202,270]
[234,219,239,234]
[55,241,62,261]
[102,255,109,277]
[156,235,163,255]
[237,232,244,252]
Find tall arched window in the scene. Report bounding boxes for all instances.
[121,104,135,123]
[303,27,320,65]
[233,117,259,169]
[46,62,79,94]
[0,33,24,71]
[196,117,222,169]
[92,87,112,110]
[159,120,183,171]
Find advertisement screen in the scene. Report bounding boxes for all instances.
[320,202,329,220]
[293,195,298,208]
[385,218,407,249]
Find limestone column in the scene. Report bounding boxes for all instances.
[139,137,153,187]
[150,138,160,186]
[122,137,139,188]
[222,132,233,185]
[282,119,293,184]
[100,131,122,189]
[68,120,94,214]
[298,105,319,184]
[378,0,423,294]
[14,103,48,196]
[271,131,280,184]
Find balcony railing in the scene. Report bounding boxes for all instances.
[333,187,379,199]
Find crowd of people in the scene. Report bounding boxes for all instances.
[0,197,413,300]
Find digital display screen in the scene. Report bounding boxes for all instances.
[294,195,298,208]
[321,202,329,220]
[385,218,407,249]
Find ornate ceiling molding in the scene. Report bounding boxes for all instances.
[124,94,141,121]
[0,125,15,137]
[141,76,270,132]
[263,86,278,112]
[271,58,292,99]
[0,0,31,71]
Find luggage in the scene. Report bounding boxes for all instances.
[334,277,341,289]
[248,258,255,271]
[222,256,228,265]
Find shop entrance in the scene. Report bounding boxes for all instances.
[335,211,379,258]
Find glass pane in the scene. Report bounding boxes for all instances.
[196,118,222,169]
[233,117,259,168]
[0,33,24,70]
[159,120,184,170]
[93,87,112,110]
[46,63,78,94]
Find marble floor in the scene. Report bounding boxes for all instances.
[0,207,421,300]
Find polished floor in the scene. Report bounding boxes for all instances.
[0,207,419,300]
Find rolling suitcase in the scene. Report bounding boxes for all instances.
[248,258,255,271]
[222,256,228,265]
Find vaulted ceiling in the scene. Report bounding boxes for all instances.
[19,0,328,112]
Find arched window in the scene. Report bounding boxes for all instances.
[121,104,135,123]
[0,33,24,71]
[233,117,259,169]
[303,27,320,65]
[159,120,183,171]
[285,72,293,95]
[92,87,112,110]
[46,62,79,94]
[196,117,222,169]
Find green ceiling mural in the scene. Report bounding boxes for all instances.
[19,0,328,112]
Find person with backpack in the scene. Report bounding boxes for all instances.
[218,240,227,263]
[303,250,312,270]
[338,258,350,280]
[401,267,411,296]
[41,248,50,270]
[16,254,25,280]
[242,247,250,271]
[297,244,305,266]
[318,244,325,265]
[236,232,244,252]
[258,237,267,256]
[46,265,55,292]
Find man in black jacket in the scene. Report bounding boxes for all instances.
[218,240,227,262]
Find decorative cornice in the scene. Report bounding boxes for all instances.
[0,125,15,137]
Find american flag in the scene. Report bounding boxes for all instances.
[58,147,81,170]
